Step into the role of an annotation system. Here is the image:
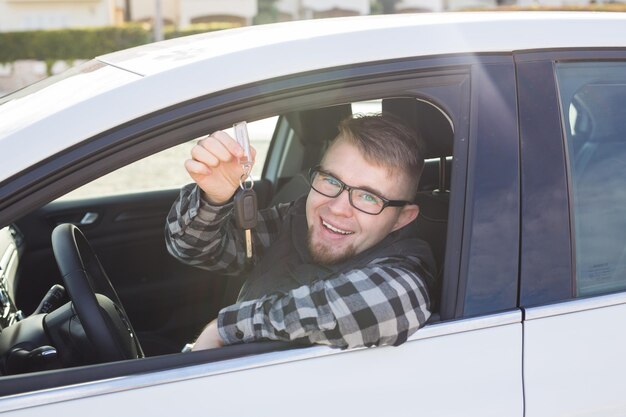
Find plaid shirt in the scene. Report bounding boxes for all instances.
[166,183,432,349]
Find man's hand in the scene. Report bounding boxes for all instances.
[185,131,256,205]
[192,319,225,351]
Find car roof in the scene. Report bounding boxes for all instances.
[99,12,626,76]
[1,11,626,183]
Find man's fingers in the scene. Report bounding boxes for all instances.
[191,131,254,176]
[212,130,244,159]
[197,134,234,163]
[191,143,219,167]
[185,159,211,176]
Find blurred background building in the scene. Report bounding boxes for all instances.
[275,0,370,19]
[0,0,526,34]
[130,0,257,27]
[0,0,124,32]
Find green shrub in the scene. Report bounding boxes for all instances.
[0,26,149,63]
[0,23,236,67]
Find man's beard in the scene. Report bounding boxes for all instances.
[307,227,357,266]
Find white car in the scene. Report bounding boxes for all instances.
[1,12,626,416]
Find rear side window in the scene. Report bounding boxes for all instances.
[557,61,626,297]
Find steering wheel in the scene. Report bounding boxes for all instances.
[51,224,144,362]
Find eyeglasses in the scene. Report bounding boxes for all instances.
[308,167,411,215]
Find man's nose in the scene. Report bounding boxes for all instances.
[327,189,353,216]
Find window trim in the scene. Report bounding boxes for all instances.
[454,58,520,318]
[525,291,626,321]
[0,53,510,396]
[516,49,626,308]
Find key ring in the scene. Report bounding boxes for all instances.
[239,164,254,190]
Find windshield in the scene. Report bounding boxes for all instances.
[0,60,140,139]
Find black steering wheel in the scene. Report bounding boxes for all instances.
[51,224,143,362]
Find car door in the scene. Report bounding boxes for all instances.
[0,55,522,415]
[518,51,626,417]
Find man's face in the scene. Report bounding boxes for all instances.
[305,138,419,265]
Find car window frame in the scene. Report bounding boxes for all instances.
[516,48,626,309]
[455,57,520,318]
[0,53,513,397]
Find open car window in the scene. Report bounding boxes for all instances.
[57,116,279,201]
[0,57,490,408]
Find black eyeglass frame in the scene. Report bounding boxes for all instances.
[308,167,412,215]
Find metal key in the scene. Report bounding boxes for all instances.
[234,187,258,259]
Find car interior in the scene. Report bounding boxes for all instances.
[0,95,454,386]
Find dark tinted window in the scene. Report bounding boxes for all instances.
[557,62,626,297]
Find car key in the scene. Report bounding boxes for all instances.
[233,121,253,170]
[234,187,257,259]
[233,120,257,259]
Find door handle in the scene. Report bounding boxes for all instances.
[79,212,99,225]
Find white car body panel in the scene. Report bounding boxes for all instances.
[524,293,626,417]
[2,312,523,416]
[1,12,626,183]
[1,12,626,415]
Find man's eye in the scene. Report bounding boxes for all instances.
[323,176,341,187]
[359,192,381,204]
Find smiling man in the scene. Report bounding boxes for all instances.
[166,114,435,350]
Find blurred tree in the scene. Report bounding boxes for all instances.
[371,0,400,14]
[254,0,279,24]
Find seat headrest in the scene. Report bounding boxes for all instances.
[285,104,352,168]
[286,104,352,147]
[382,98,454,159]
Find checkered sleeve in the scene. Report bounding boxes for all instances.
[165,183,292,275]
[216,256,432,349]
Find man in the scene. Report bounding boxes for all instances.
[166,113,435,351]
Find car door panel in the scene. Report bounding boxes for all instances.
[16,190,175,302]
[0,312,524,416]
[524,296,626,417]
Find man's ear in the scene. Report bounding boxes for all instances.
[392,204,420,232]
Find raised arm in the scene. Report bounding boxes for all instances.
[165,130,290,275]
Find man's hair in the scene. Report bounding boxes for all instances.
[331,113,425,200]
